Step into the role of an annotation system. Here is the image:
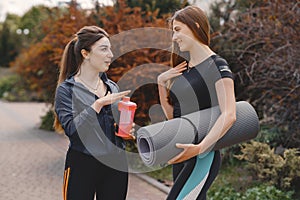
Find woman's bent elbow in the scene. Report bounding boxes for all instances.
[224,112,236,127]
[229,112,236,125]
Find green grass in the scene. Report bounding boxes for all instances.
[145,161,256,193]
[210,162,255,193]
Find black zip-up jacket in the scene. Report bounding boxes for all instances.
[55,73,125,156]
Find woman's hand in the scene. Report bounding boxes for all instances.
[92,90,131,113]
[127,122,136,140]
[116,122,136,140]
[168,143,202,164]
[157,62,187,86]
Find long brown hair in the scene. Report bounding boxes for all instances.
[166,6,211,104]
[169,5,211,67]
[53,26,109,133]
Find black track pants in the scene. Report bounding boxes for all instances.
[63,149,128,200]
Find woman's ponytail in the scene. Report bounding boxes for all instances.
[53,37,79,133]
[57,37,79,86]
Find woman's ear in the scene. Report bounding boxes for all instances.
[81,49,89,59]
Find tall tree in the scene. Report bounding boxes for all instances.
[11,1,89,101]
[210,0,300,148]
[0,14,22,67]
[18,5,59,46]
[125,0,188,17]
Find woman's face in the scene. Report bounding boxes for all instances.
[86,37,113,72]
[172,20,198,52]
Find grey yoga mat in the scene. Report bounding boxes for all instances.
[137,101,259,167]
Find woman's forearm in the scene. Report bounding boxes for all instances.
[199,111,236,153]
[158,84,174,120]
[198,77,237,153]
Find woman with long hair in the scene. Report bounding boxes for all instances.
[158,6,236,199]
[54,25,133,200]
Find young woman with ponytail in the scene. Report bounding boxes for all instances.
[54,26,133,200]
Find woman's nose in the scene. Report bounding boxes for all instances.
[108,49,113,58]
[172,32,178,42]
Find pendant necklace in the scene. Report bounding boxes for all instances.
[77,76,100,93]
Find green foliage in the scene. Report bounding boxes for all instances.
[235,141,300,190]
[243,185,293,200]
[208,184,293,200]
[12,3,89,103]
[0,75,27,101]
[125,0,187,17]
[0,21,22,67]
[39,109,55,131]
[0,6,61,67]
[255,125,286,148]
[0,74,40,102]
[0,75,19,98]
[208,186,242,200]
[18,5,58,45]
[220,145,242,166]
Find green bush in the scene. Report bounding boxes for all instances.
[39,109,55,131]
[208,184,293,200]
[242,185,293,200]
[220,126,286,166]
[0,74,39,101]
[255,125,286,148]
[208,186,242,200]
[235,141,300,190]
[0,75,19,98]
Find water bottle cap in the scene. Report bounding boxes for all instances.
[123,96,130,102]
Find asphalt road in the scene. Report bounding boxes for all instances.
[0,101,168,200]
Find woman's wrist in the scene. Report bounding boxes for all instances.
[197,143,204,155]
[157,79,167,87]
[157,74,167,86]
[92,100,103,113]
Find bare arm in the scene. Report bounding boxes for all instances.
[92,90,130,113]
[198,78,236,153]
[168,78,236,164]
[157,62,187,120]
[157,82,174,120]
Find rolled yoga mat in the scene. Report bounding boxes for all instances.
[137,101,260,167]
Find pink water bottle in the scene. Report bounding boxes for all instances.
[116,96,137,139]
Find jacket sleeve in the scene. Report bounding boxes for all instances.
[54,85,98,137]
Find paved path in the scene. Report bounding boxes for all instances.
[0,101,168,200]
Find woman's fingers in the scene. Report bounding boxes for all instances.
[102,90,131,105]
[174,61,187,70]
[171,62,187,75]
[158,61,187,84]
[111,90,130,98]
[175,61,187,68]
[119,90,131,95]
[112,90,130,97]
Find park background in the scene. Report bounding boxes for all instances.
[0,0,299,199]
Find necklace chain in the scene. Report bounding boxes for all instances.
[77,76,100,92]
